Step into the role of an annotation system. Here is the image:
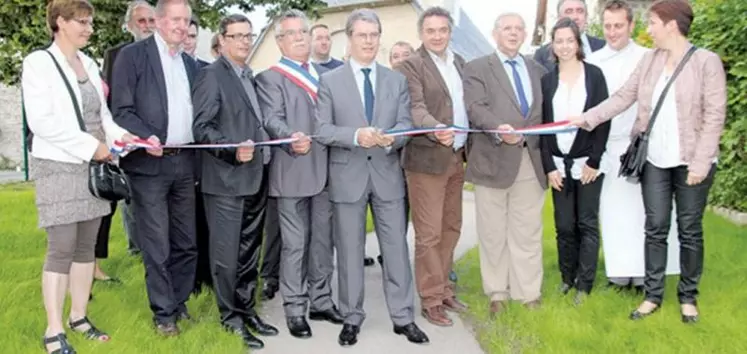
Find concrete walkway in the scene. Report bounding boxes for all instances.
[0,171,24,184]
[259,191,483,354]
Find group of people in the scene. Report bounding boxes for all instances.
[23,0,726,353]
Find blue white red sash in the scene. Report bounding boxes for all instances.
[269,57,320,102]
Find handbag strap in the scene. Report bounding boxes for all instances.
[644,46,697,134]
[44,50,87,132]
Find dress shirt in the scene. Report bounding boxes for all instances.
[349,58,390,152]
[427,49,468,150]
[495,50,534,109]
[647,72,683,168]
[580,33,593,58]
[154,32,193,145]
[552,69,595,179]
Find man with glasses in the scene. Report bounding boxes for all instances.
[191,13,278,350]
[315,8,429,348]
[255,9,344,339]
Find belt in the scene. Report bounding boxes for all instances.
[162,148,183,156]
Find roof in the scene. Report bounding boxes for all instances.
[410,1,494,61]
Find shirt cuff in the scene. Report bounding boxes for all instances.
[353,128,360,147]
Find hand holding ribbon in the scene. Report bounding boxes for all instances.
[290,132,311,154]
[236,140,255,162]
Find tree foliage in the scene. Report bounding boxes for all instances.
[0,0,325,86]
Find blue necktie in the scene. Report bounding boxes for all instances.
[506,60,529,118]
[361,68,374,124]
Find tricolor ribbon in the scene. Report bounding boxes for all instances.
[111,137,300,155]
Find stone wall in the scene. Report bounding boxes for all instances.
[0,84,23,169]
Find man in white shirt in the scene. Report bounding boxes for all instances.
[586,0,680,293]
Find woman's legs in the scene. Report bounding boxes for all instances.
[574,175,604,296]
[42,222,80,351]
[69,218,102,325]
[552,185,580,289]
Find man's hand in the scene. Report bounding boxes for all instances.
[434,124,454,147]
[581,164,599,185]
[93,142,112,162]
[498,124,522,145]
[686,172,706,186]
[548,171,563,191]
[236,140,255,162]
[120,133,138,145]
[356,127,378,148]
[375,129,395,148]
[146,135,163,157]
[290,132,311,154]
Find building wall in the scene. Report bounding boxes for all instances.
[249,3,421,72]
[0,84,23,168]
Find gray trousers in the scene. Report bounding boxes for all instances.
[277,190,335,317]
[44,218,102,274]
[334,181,415,327]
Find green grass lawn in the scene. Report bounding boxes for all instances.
[454,194,747,354]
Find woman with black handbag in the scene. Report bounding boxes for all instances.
[540,18,611,305]
[570,0,727,323]
[23,1,137,352]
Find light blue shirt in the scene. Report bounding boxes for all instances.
[496,50,533,109]
[427,49,468,150]
[580,33,593,58]
[349,58,389,151]
[154,32,193,145]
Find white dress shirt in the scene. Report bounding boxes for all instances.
[552,69,591,179]
[428,49,468,150]
[495,50,534,109]
[647,72,683,168]
[154,32,193,145]
[580,33,593,58]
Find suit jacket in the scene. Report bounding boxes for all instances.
[192,56,265,197]
[102,41,130,108]
[255,62,329,198]
[396,46,468,175]
[463,53,548,190]
[197,58,210,69]
[582,45,727,178]
[540,62,611,176]
[315,61,413,203]
[533,34,605,72]
[111,35,198,176]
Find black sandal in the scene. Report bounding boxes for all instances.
[68,317,110,342]
[42,333,76,354]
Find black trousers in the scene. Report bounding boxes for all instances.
[193,182,213,293]
[552,175,604,293]
[641,163,714,305]
[129,152,198,324]
[204,179,267,328]
[94,202,117,259]
[260,193,281,284]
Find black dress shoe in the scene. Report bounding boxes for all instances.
[338,324,359,346]
[224,325,263,349]
[559,283,573,295]
[286,316,312,338]
[245,315,279,336]
[364,256,375,267]
[309,306,344,325]
[393,322,429,344]
[154,321,180,337]
[261,281,279,300]
[377,254,384,266]
[681,314,699,324]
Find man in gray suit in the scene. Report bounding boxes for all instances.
[255,9,344,339]
[314,8,429,348]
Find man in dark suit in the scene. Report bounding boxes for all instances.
[192,14,279,350]
[532,0,605,71]
[111,0,198,337]
[184,16,210,68]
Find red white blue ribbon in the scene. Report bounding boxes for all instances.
[111,137,300,155]
[269,58,319,102]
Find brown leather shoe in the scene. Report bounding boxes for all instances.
[443,297,468,313]
[524,299,541,310]
[489,301,507,319]
[421,306,453,327]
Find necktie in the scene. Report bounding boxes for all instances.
[301,62,309,72]
[361,68,374,124]
[506,60,529,118]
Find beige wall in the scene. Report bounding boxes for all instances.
[249,4,422,72]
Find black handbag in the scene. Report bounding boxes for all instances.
[43,50,131,202]
[618,46,697,179]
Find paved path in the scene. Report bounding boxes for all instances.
[259,191,483,354]
[0,171,24,184]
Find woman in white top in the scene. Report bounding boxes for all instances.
[24,1,136,352]
[540,18,611,305]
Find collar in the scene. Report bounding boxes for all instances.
[427,48,454,64]
[154,31,183,58]
[283,56,310,67]
[349,57,376,75]
[225,56,250,78]
[312,55,331,64]
[495,49,523,66]
[581,33,591,50]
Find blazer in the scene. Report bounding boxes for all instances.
[255,62,329,198]
[22,42,128,164]
[102,41,130,108]
[582,45,727,177]
[396,46,468,175]
[463,53,548,190]
[540,62,611,176]
[111,35,198,176]
[314,61,412,203]
[192,56,266,197]
[533,34,605,72]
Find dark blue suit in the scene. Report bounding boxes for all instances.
[111,35,199,325]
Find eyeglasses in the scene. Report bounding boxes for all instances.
[73,18,94,28]
[224,33,257,42]
[278,29,309,38]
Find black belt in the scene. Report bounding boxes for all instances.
[162,148,183,156]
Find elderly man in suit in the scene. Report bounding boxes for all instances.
[191,14,279,350]
[315,8,429,347]
[463,12,548,317]
[255,9,344,339]
[111,0,199,336]
[396,7,467,327]
[533,0,605,71]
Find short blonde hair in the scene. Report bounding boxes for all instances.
[46,0,94,35]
